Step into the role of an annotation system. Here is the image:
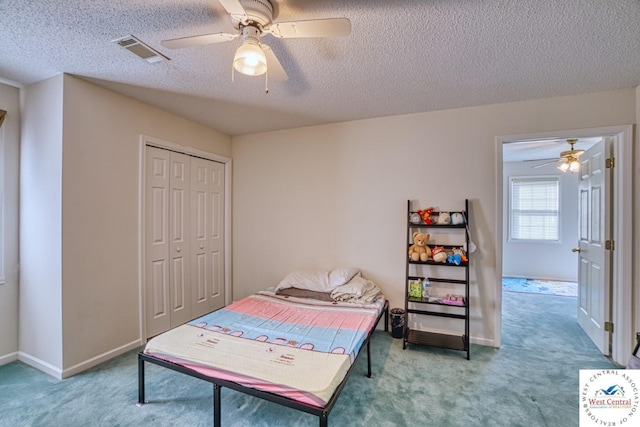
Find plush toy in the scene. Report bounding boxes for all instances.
[453,247,468,262]
[447,253,462,265]
[408,232,431,262]
[437,212,451,225]
[451,212,464,225]
[431,246,447,263]
[417,207,434,225]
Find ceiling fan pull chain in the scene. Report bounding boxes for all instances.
[265,69,269,94]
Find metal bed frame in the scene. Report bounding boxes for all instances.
[138,300,389,427]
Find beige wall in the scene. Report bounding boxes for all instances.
[18,75,232,377]
[0,83,20,363]
[636,86,640,338]
[7,76,638,373]
[232,88,636,346]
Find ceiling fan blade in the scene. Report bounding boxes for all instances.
[268,18,351,38]
[522,157,557,163]
[218,0,247,19]
[161,32,238,50]
[261,44,288,82]
[531,159,561,169]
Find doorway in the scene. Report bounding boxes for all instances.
[495,125,633,365]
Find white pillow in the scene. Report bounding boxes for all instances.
[329,267,361,288]
[276,268,361,292]
[276,269,331,292]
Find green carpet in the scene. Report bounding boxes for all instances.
[0,292,617,426]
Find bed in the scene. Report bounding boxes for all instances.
[138,268,389,427]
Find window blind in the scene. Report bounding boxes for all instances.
[510,177,559,241]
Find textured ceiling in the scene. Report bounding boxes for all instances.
[2,0,640,137]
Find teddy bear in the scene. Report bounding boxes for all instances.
[408,232,431,262]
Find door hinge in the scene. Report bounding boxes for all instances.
[606,157,615,168]
[605,240,615,250]
[605,321,614,333]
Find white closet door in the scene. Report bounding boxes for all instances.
[145,147,225,337]
[145,147,171,337]
[168,151,192,327]
[145,147,193,336]
[190,157,225,318]
[207,159,225,312]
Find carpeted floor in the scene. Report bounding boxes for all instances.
[0,292,617,427]
[502,277,578,297]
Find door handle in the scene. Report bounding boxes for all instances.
[571,247,581,253]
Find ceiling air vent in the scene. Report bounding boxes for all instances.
[113,35,169,63]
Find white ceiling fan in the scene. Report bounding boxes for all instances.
[531,138,585,172]
[161,0,351,84]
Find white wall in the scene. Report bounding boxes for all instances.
[502,160,579,281]
[19,76,64,372]
[232,88,636,347]
[18,75,232,377]
[0,83,20,364]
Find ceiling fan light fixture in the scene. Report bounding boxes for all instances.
[569,158,580,172]
[233,26,267,76]
[558,156,580,173]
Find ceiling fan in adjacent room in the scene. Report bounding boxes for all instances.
[531,138,585,172]
[160,0,351,85]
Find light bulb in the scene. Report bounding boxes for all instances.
[558,162,570,172]
[233,28,267,76]
[569,159,580,172]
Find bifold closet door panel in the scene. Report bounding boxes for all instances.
[145,147,171,337]
[168,151,192,328]
[190,157,225,318]
[145,147,193,335]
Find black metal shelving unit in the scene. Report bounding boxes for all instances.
[403,199,471,360]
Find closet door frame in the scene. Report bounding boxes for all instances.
[138,135,232,342]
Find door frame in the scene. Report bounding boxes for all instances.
[137,134,232,343]
[495,124,633,365]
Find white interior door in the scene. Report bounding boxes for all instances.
[145,147,225,338]
[576,138,612,355]
[206,159,225,312]
[190,156,225,318]
[168,151,191,327]
[145,147,171,337]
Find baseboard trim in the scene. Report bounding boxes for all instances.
[61,339,143,379]
[471,336,496,347]
[18,352,63,379]
[0,351,18,366]
[18,339,144,379]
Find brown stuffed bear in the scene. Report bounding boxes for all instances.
[408,232,431,262]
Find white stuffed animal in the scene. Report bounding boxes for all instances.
[437,212,451,225]
[451,212,464,225]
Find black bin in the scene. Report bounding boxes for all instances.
[390,308,405,339]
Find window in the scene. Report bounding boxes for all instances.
[509,177,560,241]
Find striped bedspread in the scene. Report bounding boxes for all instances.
[144,291,386,407]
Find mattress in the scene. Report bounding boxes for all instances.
[144,290,386,407]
